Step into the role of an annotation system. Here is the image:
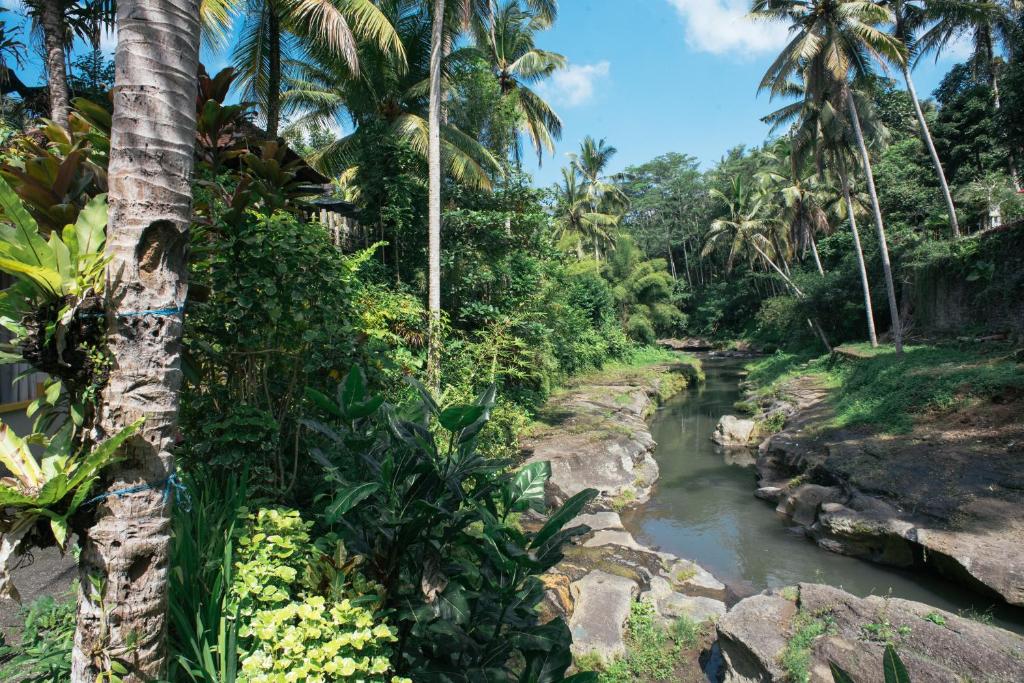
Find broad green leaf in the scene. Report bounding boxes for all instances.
[883,643,911,683]
[48,231,72,285]
[325,482,380,522]
[346,395,384,420]
[0,256,62,297]
[49,517,68,547]
[508,461,550,513]
[66,419,143,491]
[829,661,856,683]
[339,366,367,413]
[439,405,485,432]
[0,423,43,489]
[304,386,342,417]
[0,174,53,271]
[74,193,107,258]
[529,488,598,550]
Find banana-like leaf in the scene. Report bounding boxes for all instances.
[73,192,107,260]
[0,256,62,297]
[0,423,43,491]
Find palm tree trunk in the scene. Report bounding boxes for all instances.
[902,66,960,238]
[750,242,831,352]
[426,0,445,390]
[265,8,282,139]
[666,225,677,281]
[70,0,200,680]
[846,88,902,354]
[987,49,1021,191]
[40,0,70,126]
[809,234,824,276]
[838,159,879,347]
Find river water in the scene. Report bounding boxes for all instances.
[621,356,1024,633]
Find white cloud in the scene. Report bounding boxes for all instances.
[666,0,790,57]
[539,61,611,108]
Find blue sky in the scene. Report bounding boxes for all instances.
[3,0,969,188]
[524,0,969,187]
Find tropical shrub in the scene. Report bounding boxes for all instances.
[0,419,140,600]
[0,590,76,682]
[302,368,598,682]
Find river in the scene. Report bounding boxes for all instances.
[621,356,1024,634]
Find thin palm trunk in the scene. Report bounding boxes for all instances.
[426,0,445,390]
[846,88,902,354]
[838,160,879,347]
[750,242,831,352]
[902,66,959,238]
[809,234,824,276]
[266,8,282,139]
[40,0,70,126]
[70,0,200,680]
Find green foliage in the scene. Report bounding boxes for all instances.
[829,643,911,683]
[302,368,597,681]
[580,600,706,683]
[603,235,685,342]
[0,419,142,601]
[0,591,76,682]
[781,610,834,683]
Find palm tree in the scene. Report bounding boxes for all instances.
[232,0,402,138]
[756,139,831,275]
[473,1,565,164]
[551,165,619,259]
[704,173,832,350]
[754,0,906,353]
[282,1,501,187]
[920,0,1021,189]
[570,135,629,259]
[427,0,445,387]
[69,0,200,680]
[764,78,883,346]
[884,0,961,237]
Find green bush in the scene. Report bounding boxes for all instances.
[0,592,76,683]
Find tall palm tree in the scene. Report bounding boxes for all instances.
[551,165,619,259]
[571,136,629,249]
[754,0,906,353]
[704,173,832,350]
[473,1,565,164]
[69,0,201,680]
[764,78,883,346]
[885,0,961,237]
[283,1,501,187]
[232,0,402,138]
[920,0,1021,189]
[427,0,445,388]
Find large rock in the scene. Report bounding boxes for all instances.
[717,584,1024,683]
[568,571,638,662]
[717,592,795,682]
[713,415,757,446]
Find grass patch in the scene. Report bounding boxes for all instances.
[746,344,1024,434]
[779,610,834,683]
[611,488,637,512]
[579,600,707,682]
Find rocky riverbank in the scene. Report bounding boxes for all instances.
[716,365,1024,609]
[718,582,1024,682]
[520,359,729,662]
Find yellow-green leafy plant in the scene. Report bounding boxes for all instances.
[0,418,142,600]
[230,507,405,682]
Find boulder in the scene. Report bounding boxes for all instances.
[713,415,757,446]
[717,584,1024,683]
[717,592,795,682]
[568,571,638,662]
[776,484,845,527]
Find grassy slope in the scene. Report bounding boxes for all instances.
[746,343,1024,433]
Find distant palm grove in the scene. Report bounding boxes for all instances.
[0,1,1021,682]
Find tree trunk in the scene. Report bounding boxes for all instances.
[666,225,677,281]
[70,0,200,680]
[838,159,879,347]
[809,234,824,276]
[903,66,960,238]
[265,6,282,139]
[39,0,70,126]
[750,242,831,352]
[426,0,445,390]
[846,88,902,354]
